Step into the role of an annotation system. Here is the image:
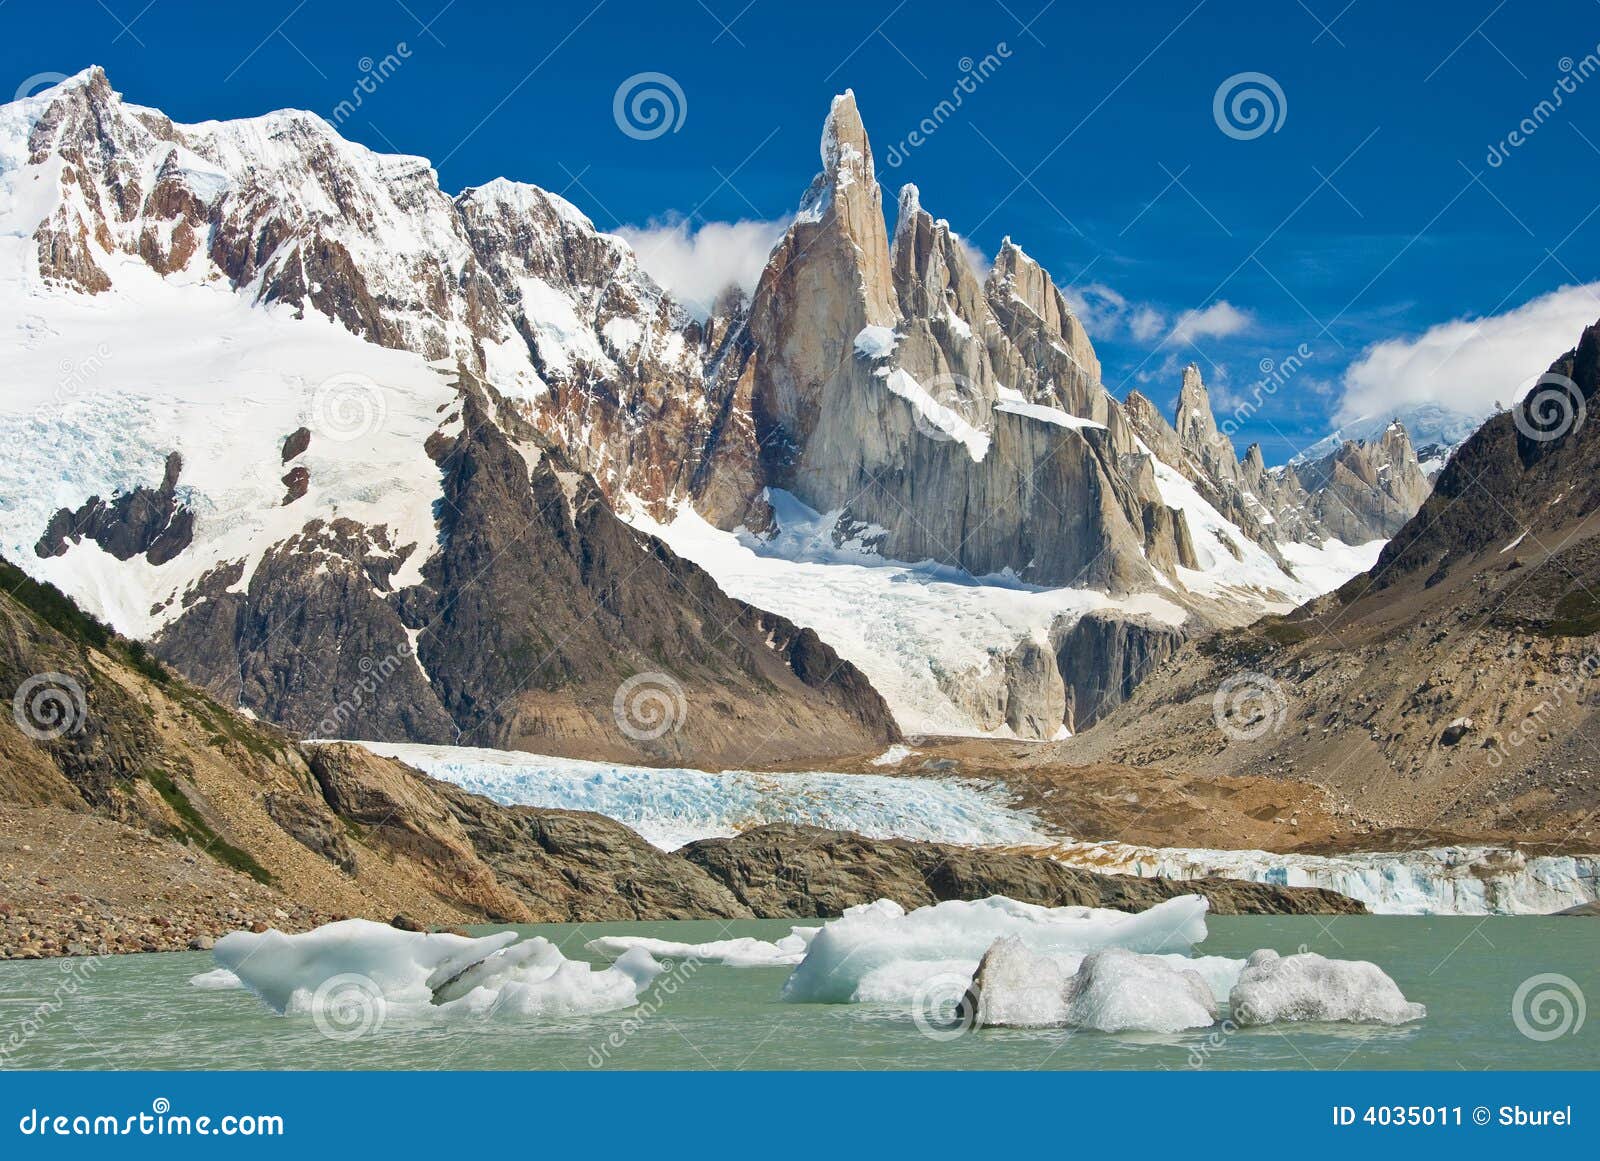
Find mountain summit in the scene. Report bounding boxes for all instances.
[0,72,1432,745]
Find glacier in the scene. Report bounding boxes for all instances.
[1046,840,1600,916]
[367,742,1595,915]
[362,741,1047,850]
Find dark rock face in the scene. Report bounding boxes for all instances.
[679,824,1368,917]
[1055,611,1188,732]
[430,781,751,921]
[262,789,356,873]
[157,520,457,745]
[35,452,193,566]
[279,465,309,505]
[306,743,749,921]
[281,427,311,462]
[404,386,900,763]
[1374,323,1600,590]
[155,381,898,765]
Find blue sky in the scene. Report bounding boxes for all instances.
[6,0,1600,460]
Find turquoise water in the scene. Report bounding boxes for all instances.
[0,917,1594,1070]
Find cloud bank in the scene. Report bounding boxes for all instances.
[1338,282,1600,424]
[614,216,790,318]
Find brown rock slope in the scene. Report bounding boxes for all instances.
[155,381,901,768]
[0,559,750,957]
[681,824,1364,917]
[0,559,1369,960]
[1059,320,1600,848]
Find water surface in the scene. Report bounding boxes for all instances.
[1,917,1592,1070]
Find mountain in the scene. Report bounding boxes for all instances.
[1294,402,1482,480]
[0,70,1431,749]
[1059,320,1600,845]
[0,562,1363,957]
[0,68,896,767]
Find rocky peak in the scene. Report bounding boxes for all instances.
[817,89,875,192]
[1172,364,1248,487]
[888,182,989,331]
[1289,421,1431,544]
[1243,442,1267,478]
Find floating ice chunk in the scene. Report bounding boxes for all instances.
[1228,949,1425,1026]
[214,919,661,1020]
[964,940,1219,1032]
[188,968,242,990]
[1159,954,1250,1005]
[1064,947,1217,1033]
[965,936,1069,1028]
[586,929,819,968]
[782,894,1209,1004]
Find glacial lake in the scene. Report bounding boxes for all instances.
[1,916,1594,1070]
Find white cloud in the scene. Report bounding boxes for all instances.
[1062,282,1131,336]
[1168,301,1252,344]
[950,231,991,280]
[1337,282,1600,424]
[614,215,790,319]
[1128,306,1166,343]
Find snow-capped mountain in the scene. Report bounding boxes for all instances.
[0,70,1437,749]
[0,68,898,766]
[1293,402,1482,480]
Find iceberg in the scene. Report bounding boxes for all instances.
[963,936,1070,1028]
[965,940,1216,1033]
[781,894,1209,1004]
[213,919,662,1022]
[1063,948,1217,1033]
[188,968,242,990]
[585,929,820,968]
[1228,949,1425,1026]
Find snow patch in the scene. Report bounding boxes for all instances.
[624,492,1187,737]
